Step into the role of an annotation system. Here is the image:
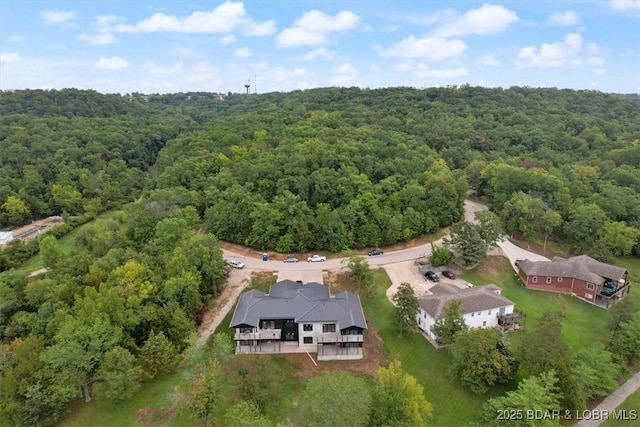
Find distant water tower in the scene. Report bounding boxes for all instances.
[244,80,251,95]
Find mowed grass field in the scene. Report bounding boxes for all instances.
[366,255,640,426]
[364,268,513,426]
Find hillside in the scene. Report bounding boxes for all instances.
[1,86,640,426]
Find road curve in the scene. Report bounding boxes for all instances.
[222,200,547,274]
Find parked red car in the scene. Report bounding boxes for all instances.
[442,270,456,279]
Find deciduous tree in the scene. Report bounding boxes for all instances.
[369,360,432,426]
[343,253,374,297]
[175,359,222,427]
[572,344,619,404]
[392,283,419,337]
[432,299,468,345]
[138,331,179,379]
[480,371,562,427]
[449,328,517,394]
[93,346,143,405]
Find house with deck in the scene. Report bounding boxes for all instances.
[517,255,629,308]
[230,280,367,360]
[416,283,521,346]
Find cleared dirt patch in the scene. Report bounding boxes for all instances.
[279,312,384,381]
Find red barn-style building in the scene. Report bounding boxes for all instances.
[517,255,630,308]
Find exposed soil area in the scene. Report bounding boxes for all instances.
[278,318,384,380]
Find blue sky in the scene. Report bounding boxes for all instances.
[1,1,639,94]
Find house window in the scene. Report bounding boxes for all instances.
[303,337,313,344]
[262,320,275,329]
[488,310,492,315]
[482,321,487,326]
[471,312,475,317]
[546,277,552,284]
[239,327,252,333]
[343,329,359,335]
[303,324,313,332]
[558,277,563,282]
[285,332,294,340]
[322,324,336,333]
[587,283,594,290]
[285,320,294,328]
[585,293,593,299]
[532,276,538,283]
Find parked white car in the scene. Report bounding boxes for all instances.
[228,260,244,269]
[307,254,326,262]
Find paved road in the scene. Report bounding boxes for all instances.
[220,200,638,422]
[223,200,548,272]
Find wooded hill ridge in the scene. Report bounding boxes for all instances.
[1,86,640,426]
[3,87,640,258]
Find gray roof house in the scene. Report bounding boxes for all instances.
[517,255,629,308]
[230,280,367,360]
[416,284,521,346]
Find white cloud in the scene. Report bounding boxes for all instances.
[219,35,236,44]
[95,56,129,70]
[478,54,501,66]
[611,0,640,11]
[142,61,183,75]
[276,10,360,47]
[41,10,76,25]
[79,33,117,45]
[301,48,336,60]
[234,47,251,58]
[97,15,120,27]
[515,33,605,68]
[0,53,19,63]
[113,1,272,35]
[593,68,606,76]
[8,35,28,42]
[277,28,327,47]
[330,62,357,85]
[381,35,467,61]
[272,67,309,82]
[408,9,457,25]
[587,56,606,66]
[432,4,519,37]
[415,65,468,79]
[546,10,580,26]
[243,20,276,36]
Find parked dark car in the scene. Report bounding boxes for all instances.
[442,270,456,279]
[425,271,439,282]
[601,281,617,296]
[368,248,384,256]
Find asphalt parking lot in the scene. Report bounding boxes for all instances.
[383,261,474,300]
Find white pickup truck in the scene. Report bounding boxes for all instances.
[307,254,326,262]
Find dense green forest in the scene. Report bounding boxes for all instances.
[1,86,640,426]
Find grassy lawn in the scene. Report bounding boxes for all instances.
[18,211,122,273]
[364,268,512,427]
[459,257,613,352]
[55,254,640,427]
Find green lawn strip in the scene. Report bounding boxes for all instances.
[57,371,182,427]
[600,388,640,427]
[366,268,510,427]
[19,211,122,273]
